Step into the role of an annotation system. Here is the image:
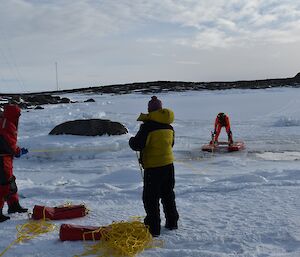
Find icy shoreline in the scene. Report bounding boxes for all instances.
[1,88,300,257]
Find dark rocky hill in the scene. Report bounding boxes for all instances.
[0,72,299,108]
[25,72,300,95]
[3,72,300,96]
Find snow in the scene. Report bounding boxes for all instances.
[1,87,300,257]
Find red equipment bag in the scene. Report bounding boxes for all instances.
[32,204,88,220]
[59,224,110,241]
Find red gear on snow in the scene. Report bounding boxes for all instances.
[59,224,110,241]
[32,204,88,220]
[0,104,21,210]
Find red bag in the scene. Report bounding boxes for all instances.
[32,204,88,220]
[59,224,110,241]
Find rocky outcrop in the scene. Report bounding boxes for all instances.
[25,72,300,95]
[84,98,95,102]
[0,94,73,109]
[23,94,71,105]
[1,72,300,106]
[49,119,128,136]
[294,72,300,80]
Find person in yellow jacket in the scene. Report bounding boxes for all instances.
[129,96,179,237]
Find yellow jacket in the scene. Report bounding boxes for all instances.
[129,108,174,169]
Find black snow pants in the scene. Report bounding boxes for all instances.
[143,163,179,236]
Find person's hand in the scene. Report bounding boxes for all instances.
[21,148,28,155]
[15,148,28,158]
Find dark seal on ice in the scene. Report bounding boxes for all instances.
[49,119,128,136]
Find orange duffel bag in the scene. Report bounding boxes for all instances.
[59,224,110,241]
[32,204,88,220]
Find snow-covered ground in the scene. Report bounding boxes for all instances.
[1,88,300,257]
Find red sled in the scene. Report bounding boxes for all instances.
[32,204,88,220]
[201,141,245,152]
[59,224,110,241]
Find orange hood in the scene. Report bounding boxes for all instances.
[3,104,21,127]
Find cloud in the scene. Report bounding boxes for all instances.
[1,0,300,49]
[176,60,202,65]
[0,0,300,92]
[156,0,300,48]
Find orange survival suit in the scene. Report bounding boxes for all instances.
[0,104,26,219]
[213,112,233,144]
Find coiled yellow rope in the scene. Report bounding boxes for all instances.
[76,220,163,257]
[0,208,57,257]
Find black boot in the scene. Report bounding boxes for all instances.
[0,209,10,222]
[8,201,28,214]
[165,220,178,230]
[144,217,161,237]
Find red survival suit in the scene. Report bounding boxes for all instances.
[213,112,233,144]
[0,105,22,210]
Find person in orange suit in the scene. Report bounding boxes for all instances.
[0,104,28,222]
[211,112,233,145]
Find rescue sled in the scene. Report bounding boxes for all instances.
[201,141,245,152]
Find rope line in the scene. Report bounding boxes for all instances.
[0,146,121,157]
[135,151,144,179]
[0,207,57,257]
[0,31,25,91]
[75,219,163,257]
[174,158,207,174]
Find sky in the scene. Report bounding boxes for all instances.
[0,0,300,93]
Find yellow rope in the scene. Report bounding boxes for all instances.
[75,220,163,257]
[0,208,57,257]
[30,146,114,154]
[174,158,207,174]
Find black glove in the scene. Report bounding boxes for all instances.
[15,148,29,158]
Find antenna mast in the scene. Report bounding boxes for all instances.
[55,62,59,91]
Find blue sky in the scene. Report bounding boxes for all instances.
[0,0,300,93]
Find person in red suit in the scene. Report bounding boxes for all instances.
[0,104,28,222]
[211,112,233,145]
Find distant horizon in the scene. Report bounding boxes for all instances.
[0,71,299,95]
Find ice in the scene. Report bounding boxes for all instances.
[1,87,300,256]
